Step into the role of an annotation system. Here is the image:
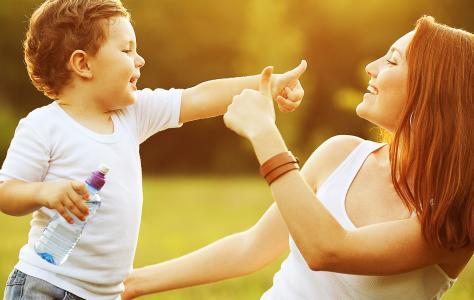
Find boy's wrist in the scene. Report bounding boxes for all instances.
[34,182,49,208]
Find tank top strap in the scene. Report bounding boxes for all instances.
[344,140,387,177]
[322,140,387,191]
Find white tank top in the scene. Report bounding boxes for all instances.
[261,140,456,300]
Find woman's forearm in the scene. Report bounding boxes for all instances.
[250,125,346,270]
[126,231,267,298]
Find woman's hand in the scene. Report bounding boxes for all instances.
[224,66,277,140]
[271,60,306,113]
[121,271,140,300]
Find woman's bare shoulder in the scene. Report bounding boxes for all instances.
[301,135,365,190]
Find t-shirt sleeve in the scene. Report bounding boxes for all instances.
[0,118,50,182]
[131,87,183,144]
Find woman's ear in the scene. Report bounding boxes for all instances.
[68,50,93,79]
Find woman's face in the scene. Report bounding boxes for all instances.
[356,31,414,132]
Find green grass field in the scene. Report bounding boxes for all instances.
[1,176,472,299]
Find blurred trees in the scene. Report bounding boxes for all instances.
[0,0,473,174]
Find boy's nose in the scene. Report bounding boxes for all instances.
[136,54,145,68]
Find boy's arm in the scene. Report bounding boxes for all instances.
[0,179,90,223]
[0,180,44,215]
[179,60,306,123]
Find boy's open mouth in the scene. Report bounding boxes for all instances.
[130,76,139,85]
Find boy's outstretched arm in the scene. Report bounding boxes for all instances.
[179,60,306,123]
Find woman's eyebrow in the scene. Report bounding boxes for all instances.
[389,47,404,58]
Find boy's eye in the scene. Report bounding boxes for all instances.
[122,49,131,53]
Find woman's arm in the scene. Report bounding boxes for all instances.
[122,203,289,299]
[223,68,473,276]
[252,119,474,275]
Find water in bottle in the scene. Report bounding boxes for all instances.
[34,164,110,265]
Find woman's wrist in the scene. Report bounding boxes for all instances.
[124,268,153,298]
[249,123,288,165]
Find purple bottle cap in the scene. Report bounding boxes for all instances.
[86,163,110,191]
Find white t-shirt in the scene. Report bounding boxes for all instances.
[0,88,182,300]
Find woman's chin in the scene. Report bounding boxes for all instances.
[355,101,366,117]
[356,94,376,117]
[355,102,375,123]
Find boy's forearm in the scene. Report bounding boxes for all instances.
[0,180,43,216]
[180,75,260,123]
[126,231,259,297]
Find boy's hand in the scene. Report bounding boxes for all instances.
[37,181,90,224]
[271,60,307,113]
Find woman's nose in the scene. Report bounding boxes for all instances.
[365,59,378,78]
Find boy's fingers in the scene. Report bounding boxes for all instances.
[56,205,74,224]
[277,96,299,112]
[293,82,305,99]
[283,60,307,86]
[68,190,90,215]
[259,66,273,97]
[65,198,87,221]
[284,85,304,102]
[285,87,295,100]
[71,181,90,200]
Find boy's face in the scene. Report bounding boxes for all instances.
[89,17,145,111]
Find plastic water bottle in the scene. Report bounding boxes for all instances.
[34,164,110,265]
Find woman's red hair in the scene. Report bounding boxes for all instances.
[390,16,473,250]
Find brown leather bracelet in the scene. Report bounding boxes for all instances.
[264,162,300,185]
[260,151,300,185]
[259,151,299,177]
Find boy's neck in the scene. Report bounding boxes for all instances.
[56,88,115,135]
[57,88,112,121]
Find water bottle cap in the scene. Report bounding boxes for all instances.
[98,163,110,175]
[86,164,110,190]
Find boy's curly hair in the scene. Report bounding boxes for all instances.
[24,0,129,99]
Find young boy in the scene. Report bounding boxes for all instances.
[0,0,306,299]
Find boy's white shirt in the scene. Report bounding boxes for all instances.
[0,88,182,300]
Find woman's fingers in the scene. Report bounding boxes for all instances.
[259,66,274,97]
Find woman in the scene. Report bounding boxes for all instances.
[123,16,473,299]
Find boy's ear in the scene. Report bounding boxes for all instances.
[68,50,93,79]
